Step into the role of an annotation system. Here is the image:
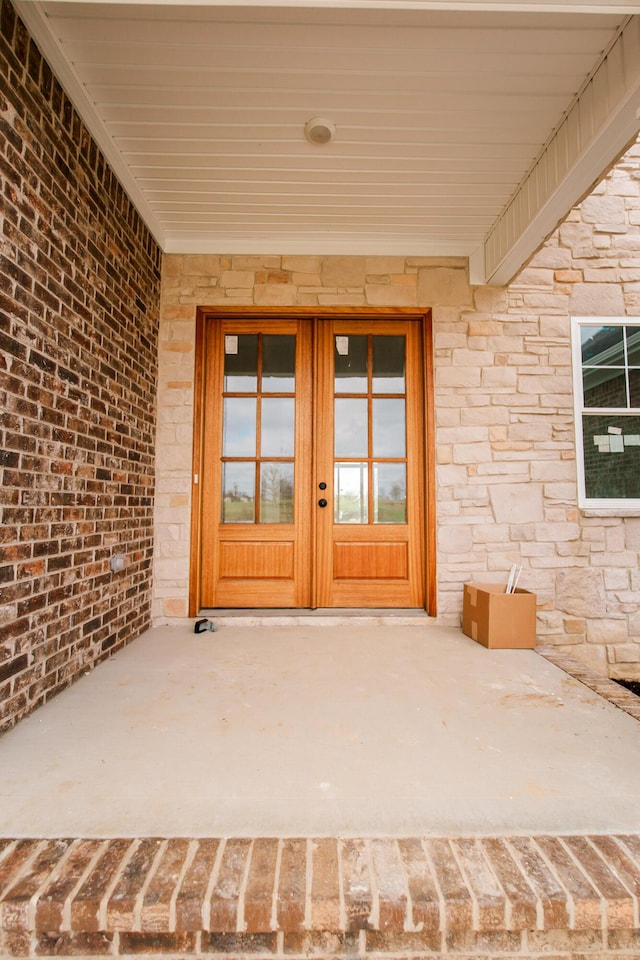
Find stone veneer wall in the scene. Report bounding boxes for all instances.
[156,140,640,679]
[0,0,162,731]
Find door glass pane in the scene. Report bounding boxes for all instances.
[373,399,406,456]
[335,463,368,523]
[261,397,294,456]
[583,368,626,408]
[581,325,623,365]
[334,335,368,393]
[263,335,296,393]
[223,397,256,456]
[224,334,258,391]
[582,415,640,499]
[374,463,406,523]
[260,462,294,523]
[334,398,368,457]
[630,369,640,408]
[222,462,255,522]
[373,336,405,392]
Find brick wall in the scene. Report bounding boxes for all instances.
[156,142,640,679]
[0,0,162,732]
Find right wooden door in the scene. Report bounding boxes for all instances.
[313,318,425,608]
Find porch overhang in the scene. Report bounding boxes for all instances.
[471,12,640,285]
[14,0,640,285]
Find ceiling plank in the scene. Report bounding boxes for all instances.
[31,0,640,12]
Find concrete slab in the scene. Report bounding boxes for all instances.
[1,623,640,838]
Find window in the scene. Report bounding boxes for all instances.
[572,317,640,508]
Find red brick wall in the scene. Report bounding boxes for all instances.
[0,0,162,732]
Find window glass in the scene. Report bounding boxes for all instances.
[372,399,406,457]
[334,336,368,393]
[373,336,405,392]
[334,398,368,458]
[263,335,295,393]
[581,325,624,365]
[626,327,640,366]
[260,462,294,523]
[222,398,256,457]
[582,368,627,408]
[222,463,255,522]
[582,415,640,500]
[334,463,368,523]
[224,335,258,391]
[374,463,406,523]
[261,398,294,457]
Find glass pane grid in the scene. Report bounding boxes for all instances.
[333,334,407,525]
[222,333,296,524]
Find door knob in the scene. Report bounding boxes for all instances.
[318,499,328,508]
[319,482,327,490]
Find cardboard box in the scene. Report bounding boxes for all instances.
[462,582,537,649]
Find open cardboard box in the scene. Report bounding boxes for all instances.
[462,582,537,649]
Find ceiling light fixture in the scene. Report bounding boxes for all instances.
[304,117,336,145]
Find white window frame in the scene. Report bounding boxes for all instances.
[571,316,640,510]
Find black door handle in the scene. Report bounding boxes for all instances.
[318,499,328,508]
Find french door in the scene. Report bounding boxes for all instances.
[194,311,430,610]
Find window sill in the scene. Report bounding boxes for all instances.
[581,508,640,517]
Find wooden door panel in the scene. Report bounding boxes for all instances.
[333,542,408,579]
[214,580,298,607]
[218,541,295,579]
[331,582,416,607]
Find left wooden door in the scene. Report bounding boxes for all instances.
[200,318,313,607]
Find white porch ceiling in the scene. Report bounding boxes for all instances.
[15,0,640,283]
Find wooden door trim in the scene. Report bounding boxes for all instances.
[189,306,436,616]
[422,311,437,617]
[195,306,429,319]
[189,311,206,617]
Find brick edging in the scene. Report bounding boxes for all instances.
[536,645,640,722]
[2,834,640,957]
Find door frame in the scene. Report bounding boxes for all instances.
[189,306,436,616]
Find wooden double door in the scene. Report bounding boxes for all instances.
[194,311,431,610]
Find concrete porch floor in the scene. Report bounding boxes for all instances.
[1,620,640,839]
[5,621,640,958]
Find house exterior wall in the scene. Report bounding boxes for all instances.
[0,1,162,732]
[157,140,640,679]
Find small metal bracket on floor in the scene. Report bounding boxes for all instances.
[194,618,218,634]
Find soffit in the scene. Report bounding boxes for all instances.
[14,1,640,283]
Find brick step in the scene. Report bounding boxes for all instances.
[2,835,640,958]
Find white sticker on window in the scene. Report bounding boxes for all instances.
[336,336,349,356]
[610,435,625,453]
[225,335,238,355]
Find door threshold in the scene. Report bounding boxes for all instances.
[199,608,432,626]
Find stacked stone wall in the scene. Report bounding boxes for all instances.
[0,0,162,731]
[157,140,640,678]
